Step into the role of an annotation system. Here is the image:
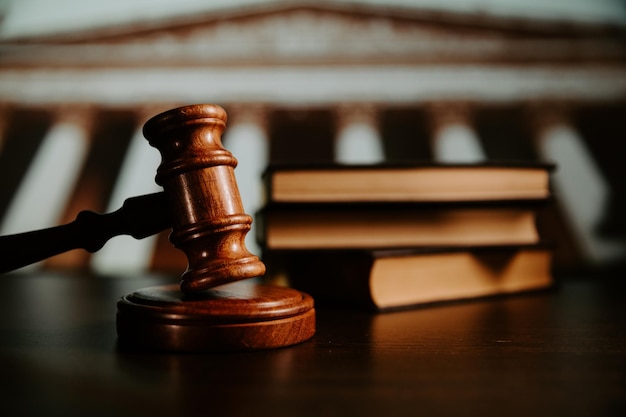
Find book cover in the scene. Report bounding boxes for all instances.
[263,161,554,203]
[275,244,554,311]
[256,200,549,249]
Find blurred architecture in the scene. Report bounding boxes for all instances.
[0,1,625,274]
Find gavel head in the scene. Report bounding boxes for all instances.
[143,104,266,294]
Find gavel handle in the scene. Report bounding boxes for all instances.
[0,192,171,274]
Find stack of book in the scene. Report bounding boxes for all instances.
[256,162,555,311]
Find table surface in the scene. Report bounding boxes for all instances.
[0,271,624,417]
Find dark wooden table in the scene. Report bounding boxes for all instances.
[1,271,624,417]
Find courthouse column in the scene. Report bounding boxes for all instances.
[0,105,93,271]
[334,105,384,164]
[91,107,164,274]
[429,103,486,163]
[530,106,625,264]
[222,105,270,256]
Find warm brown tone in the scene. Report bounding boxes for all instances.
[117,281,315,352]
[0,104,267,290]
[142,104,266,293]
[283,245,553,310]
[0,104,316,351]
[117,104,315,351]
[264,163,552,203]
[258,203,542,249]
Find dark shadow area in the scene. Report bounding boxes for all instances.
[269,109,335,164]
[380,107,432,162]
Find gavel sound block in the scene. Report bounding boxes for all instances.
[0,104,315,352]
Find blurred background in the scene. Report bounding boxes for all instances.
[0,0,625,276]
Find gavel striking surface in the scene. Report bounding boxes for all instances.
[116,104,315,351]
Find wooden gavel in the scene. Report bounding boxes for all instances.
[0,104,265,293]
[0,104,315,352]
[1,104,315,351]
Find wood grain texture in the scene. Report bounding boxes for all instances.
[143,104,266,293]
[117,281,316,352]
[118,104,315,351]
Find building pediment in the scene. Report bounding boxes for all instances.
[1,3,624,67]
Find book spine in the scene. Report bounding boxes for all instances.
[285,251,377,309]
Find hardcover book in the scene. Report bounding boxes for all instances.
[257,201,547,249]
[263,162,553,203]
[278,244,553,311]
